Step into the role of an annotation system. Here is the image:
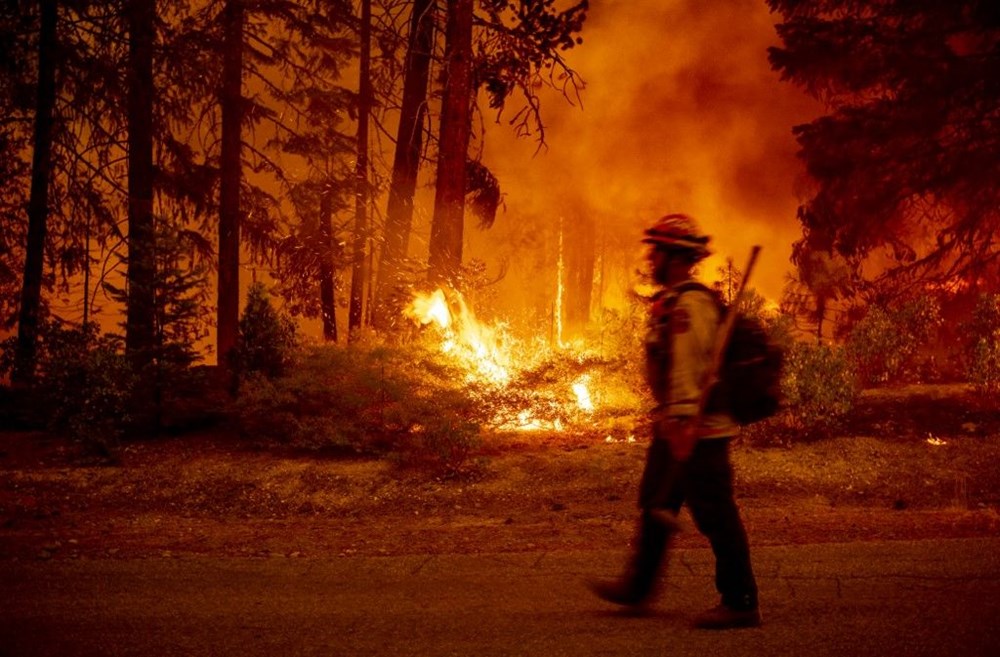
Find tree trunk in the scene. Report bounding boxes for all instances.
[318,192,337,342]
[125,0,157,368]
[564,212,595,336]
[373,0,434,327]
[428,0,473,286]
[218,0,243,366]
[348,0,372,339]
[13,0,57,385]
[815,296,826,344]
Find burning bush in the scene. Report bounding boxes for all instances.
[404,286,648,440]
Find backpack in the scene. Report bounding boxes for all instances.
[717,313,785,424]
[677,283,785,425]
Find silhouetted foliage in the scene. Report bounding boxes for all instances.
[1,320,134,458]
[232,343,487,478]
[962,293,1000,401]
[769,0,1000,295]
[232,282,297,382]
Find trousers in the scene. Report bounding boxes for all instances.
[630,435,758,609]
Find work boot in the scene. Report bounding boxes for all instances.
[587,578,650,607]
[646,508,681,532]
[692,603,762,630]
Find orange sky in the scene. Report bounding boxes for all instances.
[463,0,822,313]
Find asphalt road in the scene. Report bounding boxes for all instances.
[2,538,999,657]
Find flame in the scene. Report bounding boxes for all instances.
[409,289,451,329]
[572,375,594,412]
[510,411,564,432]
[406,288,511,385]
[555,219,565,348]
[406,287,622,435]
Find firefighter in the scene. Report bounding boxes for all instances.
[589,213,760,630]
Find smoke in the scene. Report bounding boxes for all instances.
[472,0,821,312]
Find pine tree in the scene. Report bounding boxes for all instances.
[769,0,1000,293]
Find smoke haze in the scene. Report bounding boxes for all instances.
[469,0,821,313]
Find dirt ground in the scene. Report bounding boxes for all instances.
[3,393,1000,562]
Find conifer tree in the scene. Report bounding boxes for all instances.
[769,0,1000,293]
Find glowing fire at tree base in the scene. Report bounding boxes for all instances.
[405,287,623,436]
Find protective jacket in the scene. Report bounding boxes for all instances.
[644,278,737,439]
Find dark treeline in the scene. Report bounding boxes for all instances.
[2,0,998,390]
[768,0,1000,341]
[0,0,588,384]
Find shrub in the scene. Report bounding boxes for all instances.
[102,222,213,432]
[963,293,1000,402]
[758,341,859,441]
[481,348,646,437]
[846,296,942,386]
[232,282,297,381]
[0,321,135,457]
[763,312,797,356]
[231,344,488,477]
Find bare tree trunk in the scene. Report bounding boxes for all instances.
[348,0,372,339]
[428,0,473,286]
[318,193,337,342]
[374,0,434,323]
[815,296,826,344]
[13,0,57,385]
[373,0,434,328]
[564,212,595,336]
[218,0,243,366]
[125,0,157,368]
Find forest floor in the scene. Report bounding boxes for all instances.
[2,384,1000,561]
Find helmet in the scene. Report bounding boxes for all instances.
[642,213,711,259]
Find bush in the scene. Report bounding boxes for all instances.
[763,312,797,356]
[481,348,646,437]
[0,321,135,457]
[232,282,297,381]
[231,344,488,477]
[963,293,1000,402]
[846,296,942,386]
[754,341,859,442]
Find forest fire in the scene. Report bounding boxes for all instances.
[405,288,512,385]
[405,287,598,431]
[572,375,595,413]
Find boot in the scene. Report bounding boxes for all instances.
[692,603,762,630]
[589,512,671,607]
[587,577,649,607]
[646,507,681,532]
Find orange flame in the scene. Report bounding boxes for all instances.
[406,287,606,433]
[405,288,511,385]
[572,374,594,412]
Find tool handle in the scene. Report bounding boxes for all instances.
[695,245,761,416]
